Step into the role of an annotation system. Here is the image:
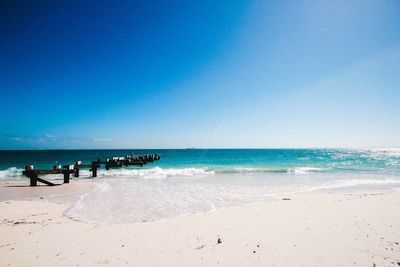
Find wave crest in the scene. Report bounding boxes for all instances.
[0,166,328,180]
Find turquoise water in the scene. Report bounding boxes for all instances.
[1,148,400,176]
[2,149,400,223]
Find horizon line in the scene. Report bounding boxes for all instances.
[1,146,399,151]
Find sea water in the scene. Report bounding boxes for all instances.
[1,149,400,223]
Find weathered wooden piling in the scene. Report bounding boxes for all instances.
[64,165,74,183]
[74,161,81,177]
[91,161,98,177]
[25,166,38,186]
[23,165,75,186]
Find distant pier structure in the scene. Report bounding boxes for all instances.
[22,154,161,186]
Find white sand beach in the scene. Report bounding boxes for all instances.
[1,182,399,267]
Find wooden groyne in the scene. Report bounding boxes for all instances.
[22,154,161,186]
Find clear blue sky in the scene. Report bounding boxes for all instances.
[1,0,400,149]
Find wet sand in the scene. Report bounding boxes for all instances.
[0,180,96,204]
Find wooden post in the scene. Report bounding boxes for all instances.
[25,166,36,186]
[91,162,97,177]
[25,165,33,172]
[30,174,38,186]
[74,161,81,177]
[53,165,61,171]
[64,172,70,183]
[64,165,73,183]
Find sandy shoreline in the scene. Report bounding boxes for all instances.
[1,182,400,266]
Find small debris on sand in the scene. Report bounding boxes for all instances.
[217,237,222,244]
[282,198,291,200]
[195,244,206,250]
[13,221,37,225]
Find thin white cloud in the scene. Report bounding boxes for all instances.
[93,138,112,142]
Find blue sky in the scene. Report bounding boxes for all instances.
[1,0,400,149]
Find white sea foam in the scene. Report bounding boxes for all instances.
[0,167,23,180]
[219,166,326,174]
[78,167,214,179]
[367,148,400,156]
[0,166,215,180]
[290,167,326,174]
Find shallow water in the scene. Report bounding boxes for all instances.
[63,171,400,224]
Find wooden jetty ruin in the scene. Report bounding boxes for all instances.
[22,154,161,186]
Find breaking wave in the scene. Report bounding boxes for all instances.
[0,167,23,180]
[79,167,214,179]
[0,166,333,180]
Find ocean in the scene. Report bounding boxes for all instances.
[1,148,400,223]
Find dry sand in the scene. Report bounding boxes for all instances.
[0,182,400,267]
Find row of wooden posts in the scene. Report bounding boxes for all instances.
[22,154,161,186]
